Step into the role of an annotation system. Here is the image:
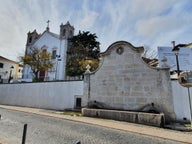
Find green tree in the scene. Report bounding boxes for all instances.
[21,47,53,81]
[69,31,100,59]
[66,31,100,76]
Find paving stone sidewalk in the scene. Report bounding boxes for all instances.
[0,105,191,144]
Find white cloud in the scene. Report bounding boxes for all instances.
[0,0,191,61]
[135,0,192,48]
[80,11,99,29]
[0,0,61,61]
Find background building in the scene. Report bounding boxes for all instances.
[0,56,23,83]
[23,21,74,81]
[158,46,192,70]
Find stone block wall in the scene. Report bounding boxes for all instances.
[83,41,175,121]
[82,108,164,127]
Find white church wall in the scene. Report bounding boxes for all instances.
[33,32,60,51]
[23,65,33,79]
[0,81,83,110]
[56,40,67,80]
[24,32,68,81]
[23,22,75,81]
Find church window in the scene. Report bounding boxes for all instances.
[63,29,66,36]
[42,49,47,53]
[52,50,57,59]
[0,63,3,68]
[29,36,32,43]
[41,45,48,53]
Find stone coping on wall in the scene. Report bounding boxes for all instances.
[82,108,165,127]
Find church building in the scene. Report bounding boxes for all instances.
[22,21,74,81]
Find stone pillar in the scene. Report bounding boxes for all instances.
[82,64,91,107]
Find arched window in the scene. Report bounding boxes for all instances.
[0,63,3,68]
[41,45,48,52]
[29,36,32,43]
[52,50,57,59]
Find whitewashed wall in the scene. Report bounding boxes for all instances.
[0,81,83,110]
[172,80,192,121]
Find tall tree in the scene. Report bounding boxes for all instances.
[21,47,53,81]
[66,31,100,76]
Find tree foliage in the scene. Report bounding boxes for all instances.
[66,31,100,76]
[21,47,53,81]
[66,57,100,76]
[68,31,100,59]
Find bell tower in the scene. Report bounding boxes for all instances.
[60,21,74,39]
[26,30,40,46]
[25,29,40,56]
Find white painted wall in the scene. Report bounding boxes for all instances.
[23,31,67,81]
[33,32,67,80]
[0,81,83,110]
[172,80,192,121]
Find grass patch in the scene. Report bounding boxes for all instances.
[185,124,192,128]
[63,111,82,117]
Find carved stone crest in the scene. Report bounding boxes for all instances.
[116,47,124,55]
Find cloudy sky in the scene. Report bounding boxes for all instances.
[0,0,192,61]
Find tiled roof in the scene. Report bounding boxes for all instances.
[0,56,19,64]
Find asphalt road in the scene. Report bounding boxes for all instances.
[0,108,183,144]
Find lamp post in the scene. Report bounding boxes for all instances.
[172,41,180,77]
[9,65,14,83]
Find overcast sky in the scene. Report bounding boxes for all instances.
[0,0,192,61]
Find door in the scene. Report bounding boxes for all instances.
[39,70,45,81]
[76,98,82,108]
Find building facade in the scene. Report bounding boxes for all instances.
[0,56,23,83]
[23,21,74,81]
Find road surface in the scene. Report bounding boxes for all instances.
[0,108,183,144]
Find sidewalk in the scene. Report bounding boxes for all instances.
[0,105,192,144]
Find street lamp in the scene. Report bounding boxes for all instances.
[9,65,14,83]
[172,41,180,77]
[172,41,192,77]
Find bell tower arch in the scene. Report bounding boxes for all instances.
[26,30,40,46]
[60,21,74,39]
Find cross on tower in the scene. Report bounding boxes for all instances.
[47,20,50,28]
[46,20,50,31]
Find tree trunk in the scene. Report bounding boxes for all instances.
[34,71,39,81]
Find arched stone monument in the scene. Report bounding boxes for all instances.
[83,41,175,121]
